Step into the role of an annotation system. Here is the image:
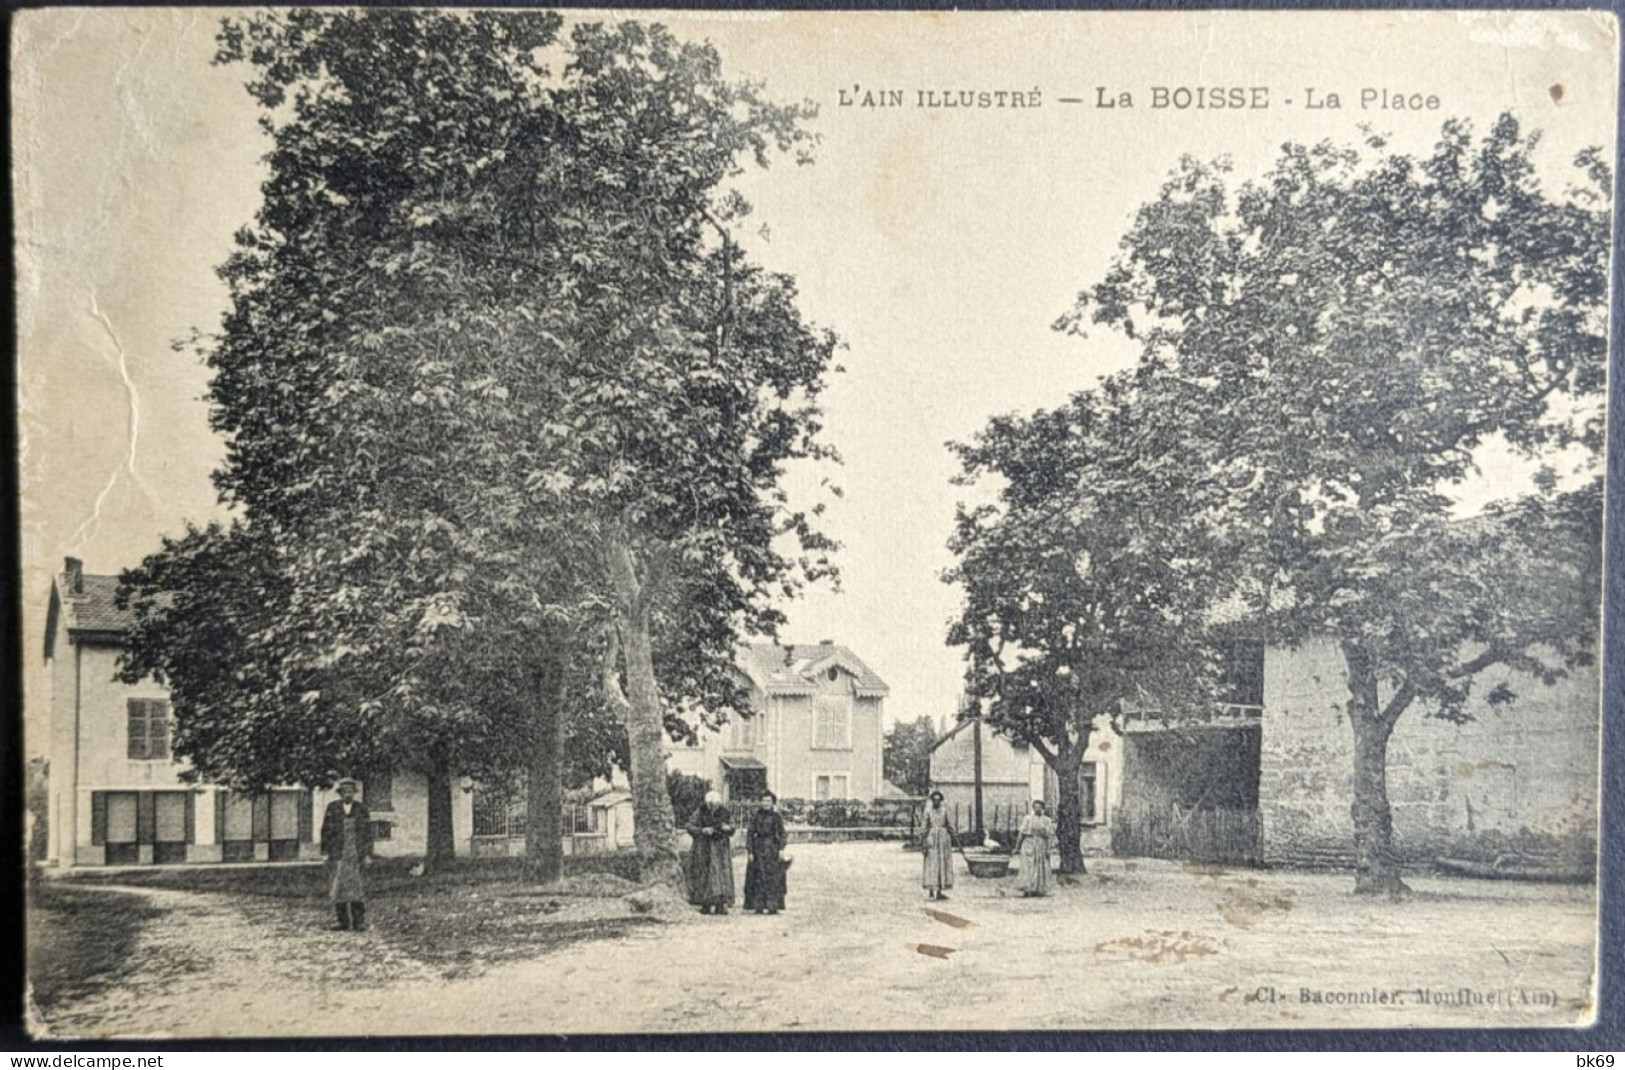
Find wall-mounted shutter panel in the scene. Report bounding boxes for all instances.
[298,791,313,842]
[184,793,196,844]
[252,794,271,842]
[136,791,156,845]
[91,792,107,846]
[153,704,171,759]
[215,791,227,844]
[126,701,143,759]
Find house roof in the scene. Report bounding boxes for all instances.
[737,642,890,698]
[928,715,1043,757]
[45,569,135,660]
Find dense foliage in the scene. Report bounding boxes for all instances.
[882,715,937,798]
[947,378,1238,873]
[1060,116,1607,892]
[120,10,840,882]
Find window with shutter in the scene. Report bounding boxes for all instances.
[812,695,852,750]
[126,699,171,760]
[813,774,848,800]
[1080,762,1099,824]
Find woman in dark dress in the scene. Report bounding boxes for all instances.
[684,790,736,915]
[743,793,788,915]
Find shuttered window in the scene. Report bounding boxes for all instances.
[814,774,848,800]
[90,791,194,857]
[727,716,757,750]
[126,699,170,760]
[812,695,851,750]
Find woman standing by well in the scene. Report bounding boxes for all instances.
[1016,799,1055,898]
[921,790,956,900]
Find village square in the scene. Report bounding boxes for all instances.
[16,9,1610,1039]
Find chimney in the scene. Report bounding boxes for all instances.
[64,557,83,594]
[820,638,833,645]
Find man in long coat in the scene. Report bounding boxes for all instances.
[321,778,375,931]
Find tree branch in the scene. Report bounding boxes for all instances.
[1378,679,1417,733]
[1448,645,1512,681]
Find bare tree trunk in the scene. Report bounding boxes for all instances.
[424,743,457,874]
[605,531,683,888]
[523,641,566,884]
[1051,736,1089,875]
[1344,642,1410,898]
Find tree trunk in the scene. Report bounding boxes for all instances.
[1051,737,1089,875]
[424,743,457,874]
[1344,642,1410,898]
[523,641,566,884]
[606,532,683,888]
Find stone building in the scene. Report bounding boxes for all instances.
[1115,636,1599,870]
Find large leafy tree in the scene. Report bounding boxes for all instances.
[120,10,839,884]
[883,715,938,797]
[947,379,1236,874]
[1065,116,1608,894]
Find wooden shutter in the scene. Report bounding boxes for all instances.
[126,701,145,759]
[91,791,107,845]
[215,791,227,844]
[298,791,313,842]
[251,794,271,842]
[153,703,171,760]
[136,791,156,845]
[184,793,196,844]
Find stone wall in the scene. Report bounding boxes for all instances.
[1258,637,1599,871]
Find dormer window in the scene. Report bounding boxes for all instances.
[827,666,839,682]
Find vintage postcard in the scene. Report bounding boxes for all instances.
[14,8,1614,1037]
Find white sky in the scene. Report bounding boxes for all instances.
[14,8,1618,756]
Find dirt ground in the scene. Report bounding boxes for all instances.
[31,842,1597,1037]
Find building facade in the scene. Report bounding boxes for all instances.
[1115,636,1600,870]
[666,641,889,802]
[43,558,472,867]
[1256,637,1599,871]
[928,715,1122,853]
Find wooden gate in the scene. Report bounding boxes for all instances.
[1112,803,1261,865]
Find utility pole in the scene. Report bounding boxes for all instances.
[972,709,984,840]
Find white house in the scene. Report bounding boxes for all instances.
[43,557,472,867]
[665,641,890,802]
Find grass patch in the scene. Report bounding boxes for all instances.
[28,881,161,1013]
